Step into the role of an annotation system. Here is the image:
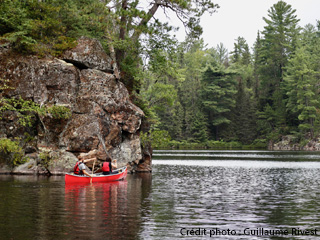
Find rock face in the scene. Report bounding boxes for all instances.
[0,37,150,174]
[270,135,320,151]
[63,37,113,73]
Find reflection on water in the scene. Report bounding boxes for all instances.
[153,149,320,161]
[149,150,320,239]
[1,150,320,239]
[64,182,128,239]
[148,165,320,239]
[153,160,320,169]
[0,174,152,240]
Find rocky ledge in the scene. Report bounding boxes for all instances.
[269,135,320,151]
[0,37,151,175]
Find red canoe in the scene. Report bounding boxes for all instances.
[65,167,127,184]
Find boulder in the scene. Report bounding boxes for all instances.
[270,136,320,151]
[62,36,113,73]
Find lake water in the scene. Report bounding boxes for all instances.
[1,150,320,239]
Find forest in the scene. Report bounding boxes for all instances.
[1,0,320,149]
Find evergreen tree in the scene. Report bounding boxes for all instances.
[253,31,262,98]
[229,37,257,143]
[201,65,237,140]
[258,0,300,130]
[189,110,208,142]
[231,37,251,66]
[233,78,257,143]
[215,43,229,67]
[285,23,320,138]
[285,47,319,138]
[177,39,209,141]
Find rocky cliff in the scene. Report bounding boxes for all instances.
[0,37,151,174]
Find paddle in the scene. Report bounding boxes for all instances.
[92,160,95,174]
[96,130,113,160]
[90,160,95,184]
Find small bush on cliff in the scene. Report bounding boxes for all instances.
[0,98,71,127]
[46,105,72,119]
[0,138,26,168]
[0,96,41,127]
[39,151,53,175]
[1,79,71,128]
[1,79,41,126]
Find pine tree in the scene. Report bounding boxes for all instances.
[253,31,262,99]
[189,110,208,142]
[258,0,300,130]
[201,65,237,140]
[231,37,251,66]
[228,38,257,144]
[176,39,210,141]
[285,23,320,138]
[233,78,257,143]
[285,47,319,138]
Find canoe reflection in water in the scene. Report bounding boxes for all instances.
[64,181,129,239]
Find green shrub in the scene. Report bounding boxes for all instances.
[250,139,268,149]
[0,0,112,56]
[0,138,26,168]
[1,79,72,129]
[46,105,72,119]
[141,130,171,149]
[154,139,268,150]
[39,151,51,170]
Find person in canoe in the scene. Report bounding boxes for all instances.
[74,157,96,177]
[96,158,117,175]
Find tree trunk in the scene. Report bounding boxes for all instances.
[116,0,128,65]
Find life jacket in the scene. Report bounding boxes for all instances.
[74,161,83,175]
[102,162,111,173]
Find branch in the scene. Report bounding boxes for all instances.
[119,0,128,41]
[131,0,161,41]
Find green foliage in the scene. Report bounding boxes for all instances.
[231,76,257,144]
[161,140,243,150]
[147,83,177,111]
[141,2,320,148]
[257,1,300,127]
[156,138,268,150]
[1,78,72,128]
[188,110,208,142]
[201,64,237,139]
[140,130,171,149]
[51,36,77,56]
[1,0,64,54]
[39,151,52,172]
[285,45,320,138]
[0,99,71,126]
[0,138,26,168]
[231,37,251,65]
[251,139,268,149]
[143,2,320,148]
[46,105,72,119]
[0,79,41,126]
[0,0,111,56]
